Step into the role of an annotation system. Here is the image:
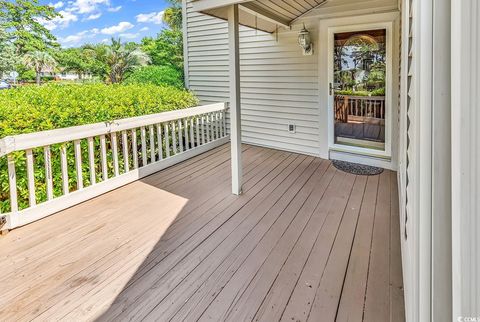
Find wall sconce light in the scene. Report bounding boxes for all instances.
[298,24,313,55]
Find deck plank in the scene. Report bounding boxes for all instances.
[29,147,283,320]
[96,156,315,321]
[389,172,405,322]
[252,166,339,322]
[0,145,404,322]
[180,161,330,322]
[334,175,380,322]
[363,171,392,322]
[307,174,367,322]
[4,146,267,320]
[2,145,255,300]
[61,154,308,320]
[279,171,358,322]
[223,166,346,322]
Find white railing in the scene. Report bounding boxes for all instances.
[334,95,386,123]
[0,103,229,230]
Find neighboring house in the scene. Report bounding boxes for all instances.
[40,67,93,80]
[183,0,479,322]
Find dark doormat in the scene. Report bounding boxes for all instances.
[332,159,384,176]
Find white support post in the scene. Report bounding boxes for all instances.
[228,4,242,195]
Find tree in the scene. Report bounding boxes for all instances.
[56,47,98,79]
[23,50,57,85]
[90,38,150,84]
[141,29,183,72]
[163,0,182,31]
[140,0,183,74]
[0,0,59,54]
[0,28,17,78]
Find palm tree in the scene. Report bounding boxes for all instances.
[91,38,150,84]
[23,51,57,85]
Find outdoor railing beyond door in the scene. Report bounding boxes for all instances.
[334,95,386,123]
[0,103,229,230]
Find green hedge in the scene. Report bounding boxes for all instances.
[0,83,198,137]
[0,83,198,212]
[124,65,184,88]
[334,88,386,96]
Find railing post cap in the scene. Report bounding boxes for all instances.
[0,136,15,157]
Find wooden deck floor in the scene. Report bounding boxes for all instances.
[0,144,404,322]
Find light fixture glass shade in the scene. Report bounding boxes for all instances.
[298,24,313,55]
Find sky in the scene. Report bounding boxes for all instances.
[38,0,171,47]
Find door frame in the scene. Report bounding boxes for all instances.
[318,12,399,169]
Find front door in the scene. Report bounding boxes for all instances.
[329,26,392,158]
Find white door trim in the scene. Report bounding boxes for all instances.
[318,12,399,169]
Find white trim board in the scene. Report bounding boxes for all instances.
[317,12,400,168]
[329,149,396,170]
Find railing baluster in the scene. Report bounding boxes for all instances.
[157,124,163,160]
[201,115,206,144]
[164,123,171,158]
[178,119,184,153]
[26,149,36,207]
[206,114,211,143]
[60,144,69,194]
[131,129,139,169]
[141,126,147,166]
[7,155,18,212]
[44,146,53,200]
[87,137,96,185]
[217,112,222,138]
[74,140,83,190]
[100,135,108,181]
[122,131,129,173]
[222,110,228,136]
[184,119,189,150]
[196,117,201,146]
[215,112,220,139]
[208,113,213,141]
[190,118,195,149]
[149,125,155,162]
[111,133,119,177]
[172,122,177,155]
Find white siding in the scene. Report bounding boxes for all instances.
[184,0,320,155]
[452,0,480,319]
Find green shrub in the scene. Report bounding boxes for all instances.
[124,65,184,88]
[0,83,198,137]
[334,88,386,96]
[41,75,55,81]
[0,83,198,212]
[19,69,36,81]
[335,90,370,96]
[370,87,386,96]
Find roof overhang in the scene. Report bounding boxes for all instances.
[192,0,329,33]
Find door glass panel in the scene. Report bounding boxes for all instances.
[333,29,386,151]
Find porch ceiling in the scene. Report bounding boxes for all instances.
[192,0,329,33]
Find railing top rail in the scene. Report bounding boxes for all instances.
[0,102,227,157]
[335,95,385,100]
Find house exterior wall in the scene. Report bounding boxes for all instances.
[183,0,398,157]
[184,0,321,155]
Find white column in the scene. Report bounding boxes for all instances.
[228,4,242,195]
[452,0,480,320]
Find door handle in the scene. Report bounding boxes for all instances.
[329,83,333,95]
